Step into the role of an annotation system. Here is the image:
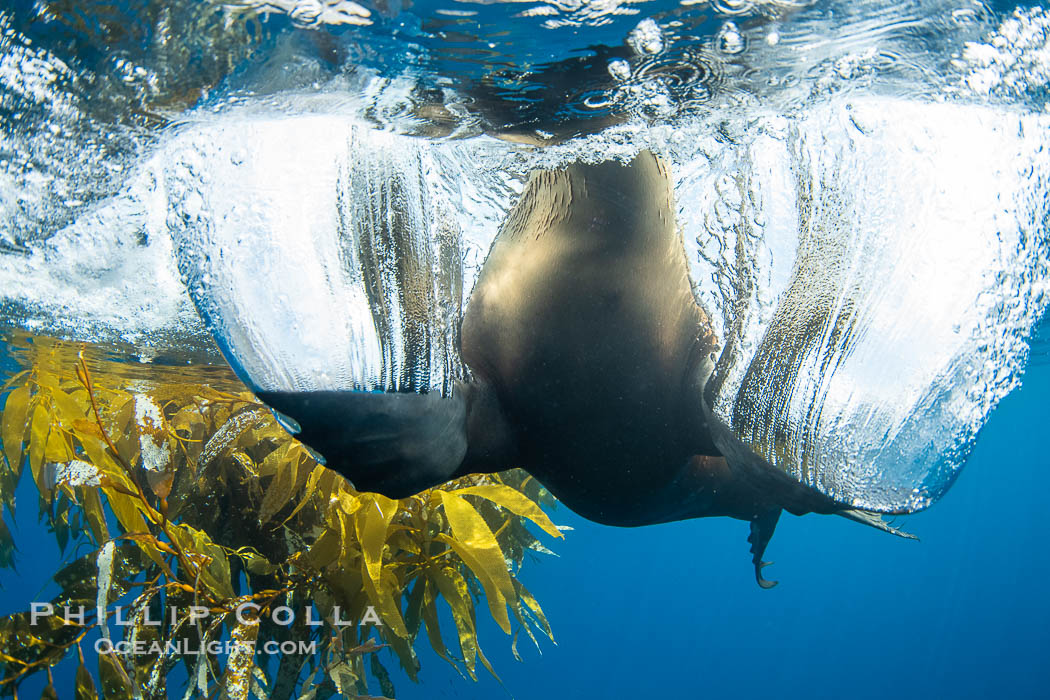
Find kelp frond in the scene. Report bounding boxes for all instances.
[0,334,561,699]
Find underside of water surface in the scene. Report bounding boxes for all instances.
[2,1,1050,516]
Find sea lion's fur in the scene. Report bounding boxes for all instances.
[457,152,841,523]
[259,150,905,588]
[460,152,721,525]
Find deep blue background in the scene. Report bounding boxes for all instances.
[392,352,1050,700]
[293,0,1021,688]
[3,0,1050,690]
[2,350,1049,699]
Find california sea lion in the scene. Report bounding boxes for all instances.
[258,150,911,588]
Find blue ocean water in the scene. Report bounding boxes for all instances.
[389,346,1050,700]
[5,345,1049,699]
[11,338,1042,699]
[3,0,1050,697]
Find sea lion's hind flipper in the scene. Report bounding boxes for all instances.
[747,509,782,589]
[837,508,919,540]
[256,389,468,499]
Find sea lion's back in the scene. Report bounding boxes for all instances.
[461,152,718,522]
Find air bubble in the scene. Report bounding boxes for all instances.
[627,19,664,56]
[717,22,746,56]
[608,59,632,82]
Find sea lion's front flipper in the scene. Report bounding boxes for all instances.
[256,389,469,499]
[747,509,782,589]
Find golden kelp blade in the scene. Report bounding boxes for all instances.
[0,333,561,698]
[75,645,98,700]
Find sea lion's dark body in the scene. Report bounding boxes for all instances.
[259,151,896,587]
[460,153,720,526]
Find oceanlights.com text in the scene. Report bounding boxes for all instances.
[95,639,318,655]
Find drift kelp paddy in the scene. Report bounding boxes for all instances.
[1,0,1050,698]
[0,335,560,697]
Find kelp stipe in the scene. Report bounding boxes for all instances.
[0,334,560,699]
